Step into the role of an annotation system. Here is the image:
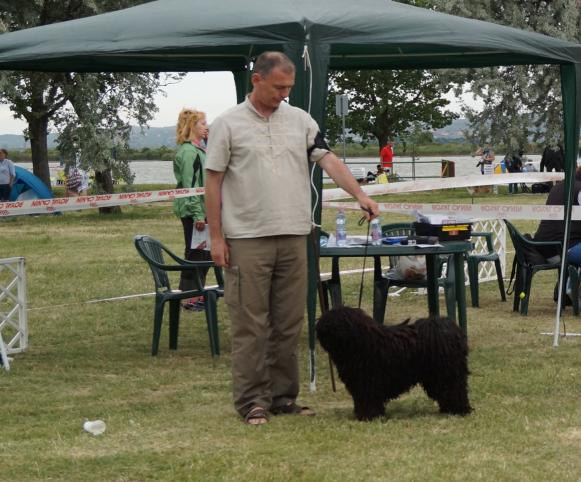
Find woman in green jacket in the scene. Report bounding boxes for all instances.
[174,108,210,310]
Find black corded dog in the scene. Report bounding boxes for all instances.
[316,306,472,421]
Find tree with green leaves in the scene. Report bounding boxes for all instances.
[325,69,457,153]
[0,0,178,200]
[435,0,581,152]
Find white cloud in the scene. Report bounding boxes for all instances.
[150,71,237,126]
[0,71,238,134]
[0,103,26,134]
[444,87,484,114]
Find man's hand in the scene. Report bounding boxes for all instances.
[210,236,230,268]
[194,220,206,231]
[357,194,380,221]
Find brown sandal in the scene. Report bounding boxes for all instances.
[270,402,316,416]
[244,406,269,425]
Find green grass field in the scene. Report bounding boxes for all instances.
[2,186,581,481]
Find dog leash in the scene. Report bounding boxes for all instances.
[310,227,337,392]
[357,208,373,309]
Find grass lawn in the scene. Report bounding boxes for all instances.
[2,186,581,481]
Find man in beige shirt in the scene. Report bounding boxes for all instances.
[205,51,379,425]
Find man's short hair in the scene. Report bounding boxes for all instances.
[0,149,7,156]
[253,51,295,77]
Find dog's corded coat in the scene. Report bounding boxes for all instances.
[316,307,472,421]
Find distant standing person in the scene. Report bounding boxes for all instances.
[380,141,394,174]
[65,162,83,197]
[173,108,211,311]
[475,147,494,175]
[540,144,565,172]
[507,149,523,194]
[0,149,15,201]
[534,166,581,262]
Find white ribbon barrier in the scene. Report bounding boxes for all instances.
[0,187,203,217]
[323,172,574,220]
[322,172,565,201]
[0,172,567,218]
[324,201,581,221]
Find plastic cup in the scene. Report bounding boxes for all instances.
[83,419,106,436]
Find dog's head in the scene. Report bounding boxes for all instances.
[316,306,378,355]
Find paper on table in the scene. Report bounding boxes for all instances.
[415,211,470,225]
[325,234,371,247]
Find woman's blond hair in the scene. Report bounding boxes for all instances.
[176,108,205,144]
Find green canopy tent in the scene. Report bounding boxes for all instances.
[0,0,580,384]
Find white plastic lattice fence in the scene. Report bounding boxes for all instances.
[469,219,507,283]
[0,257,28,360]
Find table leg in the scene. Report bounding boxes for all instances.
[329,256,342,308]
[453,252,468,334]
[425,254,440,316]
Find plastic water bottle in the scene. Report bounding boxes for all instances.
[336,210,347,246]
[371,218,382,245]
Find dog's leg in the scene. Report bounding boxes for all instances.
[423,377,472,416]
[352,393,386,421]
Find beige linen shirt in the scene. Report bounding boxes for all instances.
[205,97,330,238]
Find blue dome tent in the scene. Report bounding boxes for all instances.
[10,166,53,202]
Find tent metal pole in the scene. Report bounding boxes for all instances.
[553,63,581,347]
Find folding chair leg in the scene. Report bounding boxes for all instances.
[444,261,457,322]
[327,280,343,309]
[467,260,479,308]
[168,300,180,350]
[320,282,330,312]
[513,267,524,312]
[152,299,165,356]
[444,285,457,322]
[494,259,506,301]
[204,291,220,357]
[373,278,389,324]
[520,270,533,315]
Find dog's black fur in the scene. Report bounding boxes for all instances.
[316,306,472,421]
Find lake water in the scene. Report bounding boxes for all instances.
[17,154,543,185]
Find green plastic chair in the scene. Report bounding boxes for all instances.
[373,223,456,323]
[466,232,506,308]
[134,234,224,357]
[503,220,562,315]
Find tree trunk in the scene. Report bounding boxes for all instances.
[377,134,388,154]
[28,115,52,191]
[95,169,121,214]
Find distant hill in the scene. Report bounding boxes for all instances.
[129,126,177,148]
[0,134,30,150]
[432,118,470,141]
[0,126,178,150]
[0,120,469,150]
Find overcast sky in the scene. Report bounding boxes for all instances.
[0,71,474,135]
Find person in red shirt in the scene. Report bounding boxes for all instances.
[380,141,394,173]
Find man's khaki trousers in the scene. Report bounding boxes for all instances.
[224,235,307,416]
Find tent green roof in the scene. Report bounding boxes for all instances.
[0,0,580,72]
